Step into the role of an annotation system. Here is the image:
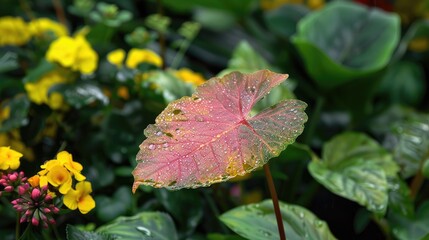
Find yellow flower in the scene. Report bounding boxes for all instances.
[125,48,162,69]
[0,105,10,122]
[28,175,40,187]
[63,181,95,214]
[409,37,429,52]
[0,131,34,161]
[46,36,98,74]
[0,16,31,46]
[24,71,68,108]
[28,18,68,39]
[0,146,22,170]
[174,68,206,86]
[117,86,130,100]
[56,151,86,181]
[260,0,323,10]
[107,49,126,67]
[46,164,73,194]
[48,92,65,110]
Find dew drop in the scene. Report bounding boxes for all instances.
[155,131,163,136]
[195,116,204,122]
[136,226,151,236]
[148,144,155,150]
[163,143,169,148]
[193,97,202,102]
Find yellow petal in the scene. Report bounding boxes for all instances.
[77,195,96,214]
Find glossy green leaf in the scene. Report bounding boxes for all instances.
[0,51,18,73]
[291,1,400,89]
[0,95,30,132]
[391,113,429,178]
[97,212,178,240]
[387,177,414,217]
[145,71,195,103]
[378,61,426,106]
[264,4,309,38]
[155,189,203,236]
[66,225,115,240]
[207,233,246,240]
[50,82,109,108]
[308,132,399,215]
[95,186,132,222]
[220,200,336,240]
[390,201,429,240]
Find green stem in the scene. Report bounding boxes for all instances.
[156,0,166,69]
[410,168,425,199]
[16,212,21,240]
[372,216,392,240]
[171,39,190,70]
[264,164,286,240]
[51,0,68,26]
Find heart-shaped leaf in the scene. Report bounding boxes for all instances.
[308,132,399,215]
[219,200,337,240]
[133,70,307,190]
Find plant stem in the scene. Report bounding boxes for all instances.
[157,0,166,69]
[264,164,286,240]
[52,0,67,27]
[16,212,21,240]
[410,168,424,199]
[372,216,392,240]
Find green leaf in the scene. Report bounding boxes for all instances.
[66,225,115,240]
[51,82,109,108]
[291,1,400,89]
[387,177,414,217]
[264,4,309,38]
[308,132,398,215]
[23,60,56,83]
[391,113,429,178]
[378,61,426,106]
[155,189,203,235]
[95,186,132,222]
[392,19,429,60]
[161,0,257,16]
[97,212,178,240]
[207,233,246,240]
[0,94,30,132]
[218,41,270,77]
[145,71,194,103]
[219,200,336,240]
[390,201,429,240]
[0,51,19,73]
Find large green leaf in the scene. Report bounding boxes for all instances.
[66,225,115,240]
[387,177,414,218]
[291,1,400,89]
[96,212,178,240]
[95,186,132,222]
[264,4,310,38]
[219,200,336,240]
[308,132,399,215]
[378,61,426,106]
[390,201,429,240]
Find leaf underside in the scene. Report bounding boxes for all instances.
[133,70,308,190]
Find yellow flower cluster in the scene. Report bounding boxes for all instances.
[31,151,95,214]
[0,17,31,46]
[107,48,162,69]
[0,146,22,170]
[260,0,324,10]
[46,36,98,74]
[24,71,69,110]
[174,68,206,86]
[0,105,10,123]
[29,18,68,40]
[0,16,67,46]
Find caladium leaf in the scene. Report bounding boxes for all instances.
[132,70,307,191]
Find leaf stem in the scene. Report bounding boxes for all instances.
[372,216,392,240]
[264,164,286,240]
[51,0,68,27]
[410,168,424,199]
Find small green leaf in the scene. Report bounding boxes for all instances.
[218,41,270,77]
[97,212,178,240]
[0,51,19,73]
[95,186,132,222]
[0,94,30,132]
[51,82,109,108]
[308,132,398,215]
[145,71,194,103]
[291,1,400,89]
[423,160,429,179]
[387,177,414,217]
[390,201,429,240]
[23,60,56,83]
[66,225,115,240]
[219,200,337,240]
[392,19,429,60]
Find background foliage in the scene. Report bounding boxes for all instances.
[1,0,429,239]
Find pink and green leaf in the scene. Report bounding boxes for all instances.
[132,70,307,191]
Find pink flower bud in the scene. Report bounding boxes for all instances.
[31,188,41,200]
[9,173,18,181]
[31,217,39,226]
[11,199,18,205]
[18,186,26,195]
[44,194,52,202]
[20,217,27,223]
[49,219,56,225]
[43,208,51,214]
[4,186,14,192]
[25,209,32,216]
[52,207,60,214]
